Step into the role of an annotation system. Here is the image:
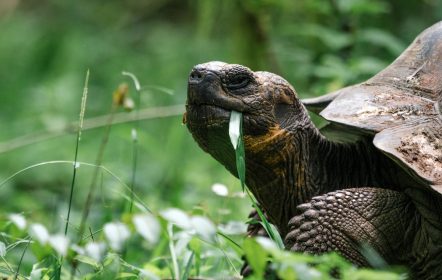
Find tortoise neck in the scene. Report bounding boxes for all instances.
[310,129,409,192]
[243,122,409,235]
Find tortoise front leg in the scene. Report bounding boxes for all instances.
[285,188,415,267]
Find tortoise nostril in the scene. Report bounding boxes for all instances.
[189,69,205,84]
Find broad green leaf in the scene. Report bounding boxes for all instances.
[216,231,243,256]
[275,262,322,280]
[181,251,194,280]
[75,254,101,270]
[102,253,121,279]
[117,272,139,279]
[343,269,403,280]
[243,238,268,278]
[30,263,45,280]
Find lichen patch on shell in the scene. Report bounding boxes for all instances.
[374,118,442,192]
[397,127,442,178]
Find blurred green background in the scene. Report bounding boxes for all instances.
[0,0,441,231]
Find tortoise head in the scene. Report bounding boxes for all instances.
[185,61,309,177]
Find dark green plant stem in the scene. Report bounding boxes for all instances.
[78,104,117,242]
[13,237,30,280]
[129,91,140,213]
[65,70,89,236]
[233,112,284,249]
[122,71,142,213]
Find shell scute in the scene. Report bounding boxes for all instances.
[320,22,442,192]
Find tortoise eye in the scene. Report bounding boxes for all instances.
[226,75,250,90]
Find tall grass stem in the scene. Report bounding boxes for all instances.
[122,71,141,213]
[65,70,89,236]
[78,105,117,242]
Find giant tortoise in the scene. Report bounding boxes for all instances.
[185,22,442,278]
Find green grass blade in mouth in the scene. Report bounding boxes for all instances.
[229,111,246,192]
[228,111,284,249]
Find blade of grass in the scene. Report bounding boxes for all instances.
[0,104,184,154]
[167,224,180,280]
[181,252,194,280]
[229,111,284,249]
[65,69,89,235]
[122,71,141,213]
[78,83,132,242]
[0,160,151,213]
[216,231,243,252]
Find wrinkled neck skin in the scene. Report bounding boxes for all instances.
[242,112,414,236]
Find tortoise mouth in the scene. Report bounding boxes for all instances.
[185,103,231,128]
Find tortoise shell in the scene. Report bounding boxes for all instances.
[308,22,442,192]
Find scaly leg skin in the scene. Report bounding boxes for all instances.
[285,188,415,269]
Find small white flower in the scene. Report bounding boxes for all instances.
[104,222,130,251]
[211,183,229,197]
[191,216,216,241]
[29,224,49,245]
[159,208,191,230]
[133,214,160,244]
[48,234,70,256]
[85,241,106,262]
[0,241,6,257]
[9,213,27,230]
[131,128,138,141]
[218,221,247,235]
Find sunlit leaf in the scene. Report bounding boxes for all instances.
[102,253,121,279]
[243,238,268,278]
[30,264,44,280]
[139,267,161,280]
[343,269,402,280]
[75,254,101,270]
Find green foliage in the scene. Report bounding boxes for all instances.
[0,0,439,278]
